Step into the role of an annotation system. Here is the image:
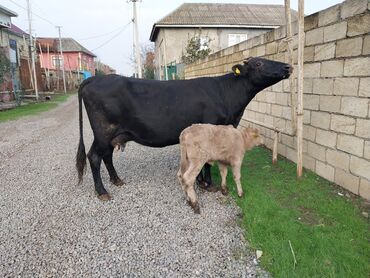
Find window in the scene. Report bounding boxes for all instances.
[199,36,210,50]
[228,34,248,47]
[52,55,63,68]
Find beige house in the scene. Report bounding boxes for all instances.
[149,3,297,80]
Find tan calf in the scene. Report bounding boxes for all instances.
[177,124,263,213]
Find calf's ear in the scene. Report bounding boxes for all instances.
[232,64,247,77]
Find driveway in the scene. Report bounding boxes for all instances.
[0,95,267,277]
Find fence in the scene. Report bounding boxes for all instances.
[185,0,370,200]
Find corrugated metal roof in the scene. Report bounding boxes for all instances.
[157,3,296,26]
[0,4,18,17]
[150,3,297,41]
[38,37,96,57]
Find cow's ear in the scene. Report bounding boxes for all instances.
[232,64,246,76]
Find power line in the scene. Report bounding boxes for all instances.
[78,25,131,41]
[7,0,56,27]
[91,21,132,51]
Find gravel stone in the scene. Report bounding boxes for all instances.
[0,96,270,277]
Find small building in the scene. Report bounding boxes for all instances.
[37,37,96,90]
[0,5,30,102]
[95,60,116,75]
[150,3,297,80]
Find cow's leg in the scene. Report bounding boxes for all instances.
[231,162,243,198]
[198,163,219,192]
[218,163,229,195]
[87,142,111,201]
[182,162,203,214]
[103,149,124,187]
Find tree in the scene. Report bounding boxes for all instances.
[141,43,155,79]
[0,49,11,85]
[181,35,212,65]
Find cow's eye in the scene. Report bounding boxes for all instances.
[256,62,262,67]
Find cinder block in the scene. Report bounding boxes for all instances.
[333,78,359,96]
[304,79,313,94]
[281,107,292,120]
[305,13,319,31]
[265,42,277,55]
[335,168,359,195]
[304,63,321,78]
[347,13,370,37]
[271,104,283,117]
[303,125,316,141]
[319,95,341,113]
[321,60,344,78]
[364,141,370,160]
[326,149,350,170]
[318,5,340,27]
[341,97,369,117]
[311,111,331,129]
[256,45,265,57]
[307,141,326,161]
[336,37,363,58]
[363,34,370,55]
[330,115,356,134]
[286,146,297,163]
[314,43,336,61]
[341,0,368,19]
[303,154,316,171]
[359,178,370,201]
[337,134,364,157]
[275,93,288,105]
[316,160,335,181]
[304,46,315,62]
[324,22,347,42]
[305,28,324,46]
[303,94,320,110]
[350,156,370,180]
[359,78,370,97]
[316,129,337,148]
[303,110,311,124]
[355,119,370,139]
[344,57,370,76]
[313,78,334,95]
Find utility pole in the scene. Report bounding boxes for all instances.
[26,0,38,100]
[129,0,142,78]
[56,26,67,93]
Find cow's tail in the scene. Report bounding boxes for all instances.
[76,79,89,184]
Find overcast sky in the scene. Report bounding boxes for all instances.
[5,0,342,76]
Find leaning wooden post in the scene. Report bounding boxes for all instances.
[296,0,305,177]
[272,131,279,164]
[285,0,297,134]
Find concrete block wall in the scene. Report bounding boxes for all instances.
[185,0,370,200]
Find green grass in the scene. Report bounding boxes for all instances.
[212,147,370,278]
[0,93,74,122]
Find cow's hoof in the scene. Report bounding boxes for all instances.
[191,202,201,214]
[98,193,112,201]
[198,182,219,192]
[111,178,124,187]
[221,187,228,195]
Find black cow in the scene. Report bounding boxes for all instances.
[76,57,292,200]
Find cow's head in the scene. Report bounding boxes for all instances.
[232,57,293,89]
[242,127,264,150]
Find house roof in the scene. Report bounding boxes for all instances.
[150,3,297,41]
[37,37,96,57]
[0,4,18,17]
[7,24,28,37]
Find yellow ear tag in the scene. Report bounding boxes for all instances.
[235,68,241,76]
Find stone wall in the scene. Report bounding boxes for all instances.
[184,0,370,200]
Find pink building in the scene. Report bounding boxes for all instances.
[38,37,96,80]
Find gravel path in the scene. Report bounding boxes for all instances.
[0,96,269,277]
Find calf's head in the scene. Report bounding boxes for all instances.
[232,57,293,90]
[242,127,263,150]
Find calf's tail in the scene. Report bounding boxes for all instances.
[76,80,88,184]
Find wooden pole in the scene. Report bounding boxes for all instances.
[272,131,279,164]
[296,0,305,177]
[285,0,297,134]
[46,44,50,90]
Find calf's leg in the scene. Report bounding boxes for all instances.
[231,162,244,198]
[87,141,111,200]
[198,163,219,192]
[218,163,229,195]
[103,149,124,186]
[182,162,203,214]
